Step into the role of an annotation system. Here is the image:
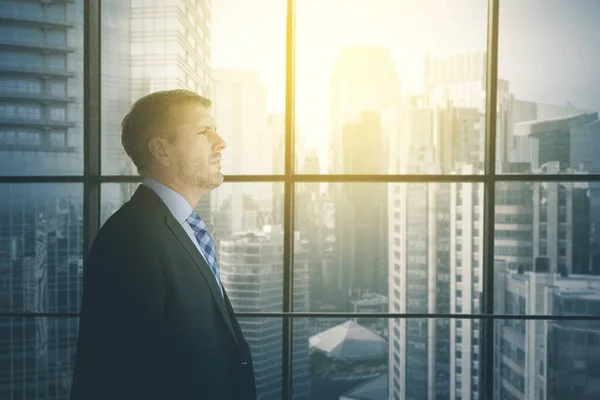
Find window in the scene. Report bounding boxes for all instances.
[2,1,598,400]
[49,81,66,96]
[49,131,66,147]
[49,107,66,121]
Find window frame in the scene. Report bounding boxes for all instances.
[1,1,600,399]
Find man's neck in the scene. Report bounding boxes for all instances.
[144,174,205,208]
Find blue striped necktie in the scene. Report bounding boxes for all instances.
[186,211,223,297]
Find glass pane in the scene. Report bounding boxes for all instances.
[100,182,140,226]
[295,317,388,400]
[0,184,83,313]
[238,317,285,399]
[494,318,600,399]
[101,0,286,175]
[296,0,488,175]
[498,1,600,174]
[494,181,600,315]
[0,2,83,176]
[0,316,79,398]
[101,182,283,312]
[296,182,483,314]
[295,318,474,400]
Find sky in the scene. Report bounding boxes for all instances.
[210,0,600,166]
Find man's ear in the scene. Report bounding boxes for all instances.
[147,136,171,168]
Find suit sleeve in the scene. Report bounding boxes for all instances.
[72,226,168,400]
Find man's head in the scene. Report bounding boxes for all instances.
[121,89,226,198]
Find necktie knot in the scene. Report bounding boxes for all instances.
[186,211,208,233]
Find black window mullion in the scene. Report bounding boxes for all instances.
[482,0,500,399]
[83,0,102,265]
[282,0,296,399]
[5,173,600,184]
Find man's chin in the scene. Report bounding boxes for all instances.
[208,173,224,189]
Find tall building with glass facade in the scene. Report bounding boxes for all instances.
[0,1,85,398]
[219,228,310,399]
[327,48,399,313]
[388,179,452,399]
[0,1,83,176]
[495,261,600,399]
[329,47,400,176]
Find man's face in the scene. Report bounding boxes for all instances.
[166,103,226,191]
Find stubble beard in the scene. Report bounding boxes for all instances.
[177,158,223,192]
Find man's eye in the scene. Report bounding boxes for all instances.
[198,131,207,135]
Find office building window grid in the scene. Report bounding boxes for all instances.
[1,0,599,399]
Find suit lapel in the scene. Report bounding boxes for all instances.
[130,185,240,348]
[164,217,239,348]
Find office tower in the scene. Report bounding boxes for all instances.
[129,0,211,99]
[334,111,389,307]
[327,47,398,313]
[424,50,488,110]
[547,282,600,399]
[329,46,400,175]
[0,1,88,398]
[295,148,327,309]
[495,179,535,272]
[514,113,600,274]
[219,227,310,399]
[388,179,452,400]
[424,50,512,170]
[0,185,83,399]
[513,112,600,172]
[448,167,485,400]
[495,261,600,399]
[530,175,593,275]
[101,0,132,175]
[0,1,83,176]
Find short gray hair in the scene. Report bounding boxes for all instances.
[120,89,212,174]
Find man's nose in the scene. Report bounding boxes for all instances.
[213,134,227,152]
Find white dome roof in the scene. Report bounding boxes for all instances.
[309,320,387,361]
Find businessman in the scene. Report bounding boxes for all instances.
[71,90,256,399]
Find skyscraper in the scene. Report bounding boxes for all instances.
[0,1,86,397]
[0,0,83,176]
[219,227,310,399]
[514,113,600,275]
[495,261,600,399]
[388,179,452,399]
[388,51,492,400]
[329,47,400,175]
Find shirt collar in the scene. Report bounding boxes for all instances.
[142,177,194,224]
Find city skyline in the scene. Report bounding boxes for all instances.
[211,0,600,172]
[1,1,600,399]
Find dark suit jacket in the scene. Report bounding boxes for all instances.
[71,185,256,400]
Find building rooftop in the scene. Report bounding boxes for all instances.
[339,373,388,400]
[514,112,598,136]
[309,320,387,361]
[506,266,600,301]
[553,274,600,301]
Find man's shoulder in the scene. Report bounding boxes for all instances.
[94,200,159,248]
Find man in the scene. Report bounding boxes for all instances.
[71,90,256,399]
